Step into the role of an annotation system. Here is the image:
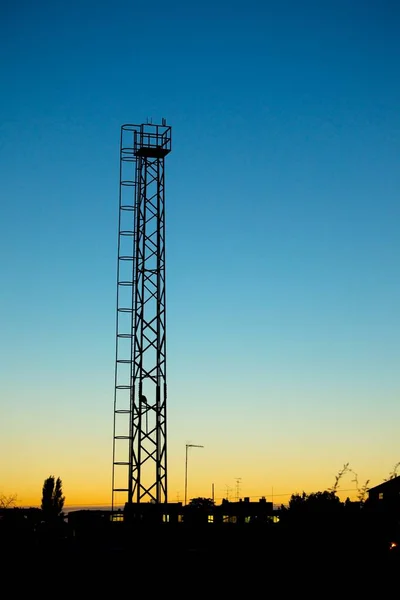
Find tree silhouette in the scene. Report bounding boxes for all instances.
[188,497,215,509]
[41,476,65,521]
[288,490,342,513]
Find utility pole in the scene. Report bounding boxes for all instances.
[184,444,204,506]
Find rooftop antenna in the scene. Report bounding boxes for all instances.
[224,484,232,501]
[235,477,242,501]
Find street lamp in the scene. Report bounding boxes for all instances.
[184,443,204,506]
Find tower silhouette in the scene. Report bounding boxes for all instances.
[112,122,172,508]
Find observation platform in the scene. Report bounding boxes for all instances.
[121,122,171,159]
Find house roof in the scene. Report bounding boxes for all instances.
[368,476,400,494]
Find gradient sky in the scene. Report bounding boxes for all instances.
[1,0,399,509]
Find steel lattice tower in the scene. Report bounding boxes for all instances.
[112,122,171,509]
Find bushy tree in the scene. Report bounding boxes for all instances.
[41,476,65,520]
[188,497,215,509]
[288,490,342,513]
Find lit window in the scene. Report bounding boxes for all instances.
[112,513,124,522]
[379,493,384,500]
[163,514,170,523]
[272,515,280,523]
[227,516,237,524]
[208,515,214,523]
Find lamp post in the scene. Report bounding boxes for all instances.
[184,443,204,506]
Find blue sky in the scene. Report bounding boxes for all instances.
[0,0,399,506]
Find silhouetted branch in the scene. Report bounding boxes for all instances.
[329,463,350,493]
[384,461,400,481]
[357,480,370,503]
[348,468,369,503]
[0,493,17,508]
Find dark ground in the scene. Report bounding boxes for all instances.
[2,522,398,593]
